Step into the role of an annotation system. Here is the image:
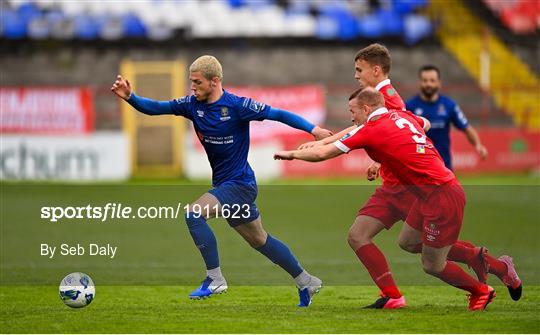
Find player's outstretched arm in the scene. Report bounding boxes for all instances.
[464,126,488,159]
[265,107,332,140]
[298,125,357,150]
[110,75,174,116]
[274,143,343,162]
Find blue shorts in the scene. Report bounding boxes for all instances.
[208,181,260,227]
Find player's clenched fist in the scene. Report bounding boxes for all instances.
[110,75,132,100]
[366,162,381,181]
[311,126,333,140]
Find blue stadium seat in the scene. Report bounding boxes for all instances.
[2,9,27,39]
[337,12,359,40]
[227,0,245,8]
[317,3,359,40]
[392,0,428,15]
[1,0,432,43]
[28,15,49,39]
[376,9,404,36]
[122,13,147,38]
[357,13,384,38]
[74,14,100,40]
[17,2,41,25]
[404,14,432,44]
[316,15,339,39]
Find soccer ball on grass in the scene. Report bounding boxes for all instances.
[59,272,95,308]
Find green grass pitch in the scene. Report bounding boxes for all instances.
[1,174,539,333]
[1,286,539,333]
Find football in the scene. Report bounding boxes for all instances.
[59,272,95,308]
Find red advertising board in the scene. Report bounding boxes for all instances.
[0,87,94,134]
[227,85,325,142]
[451,128,540,172]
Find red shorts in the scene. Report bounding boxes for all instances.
[357,185,417,229]
[406,180,466,248]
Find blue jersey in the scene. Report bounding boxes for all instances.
[127,89,315,186]
[406,94,469,170]
[168,91,274,186]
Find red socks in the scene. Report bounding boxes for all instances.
[485,254,508,279]
[355,243,401,299]
[447,241,477,263]
[437,261,488,295]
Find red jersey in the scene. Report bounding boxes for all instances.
[376,79,406,112]
[375,79,406,187]
[335,107,455,198]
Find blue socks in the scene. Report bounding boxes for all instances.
[185,214,303,279]
[185,214,219,270]
[256,234,304,278]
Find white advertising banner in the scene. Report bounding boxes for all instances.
[0,133,130,181]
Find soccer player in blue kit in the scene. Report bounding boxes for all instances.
[406,65,488,170]
[111,55,332,307]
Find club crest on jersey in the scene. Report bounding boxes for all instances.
[416,144,425,154]
[197,110,205,118]
[386,88,396,96]
[437,104,447,116]
[220,107,231,121]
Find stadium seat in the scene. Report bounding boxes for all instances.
[357,13,384,38]
[27,15,48,39]
[147,23,173,41]
[122,13,147,38]
[16,2,40,25]
[392,0,428,15]
[403,14,432,44]
[376,9,404,36]
[2,9,27,39]
[316,15,340,40]
[100,15,124,41]
[1,0,432,42]
[74,13,100,40]
[49,11,74,40]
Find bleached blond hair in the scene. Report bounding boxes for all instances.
[189,55,223,81]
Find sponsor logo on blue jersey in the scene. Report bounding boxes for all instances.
[249,100,265,113]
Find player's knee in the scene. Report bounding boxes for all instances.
[399,238,420,254]
[398,239,413,253]
[246,233,267,248]
[421,257,445,275]
[347,226,371,249]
